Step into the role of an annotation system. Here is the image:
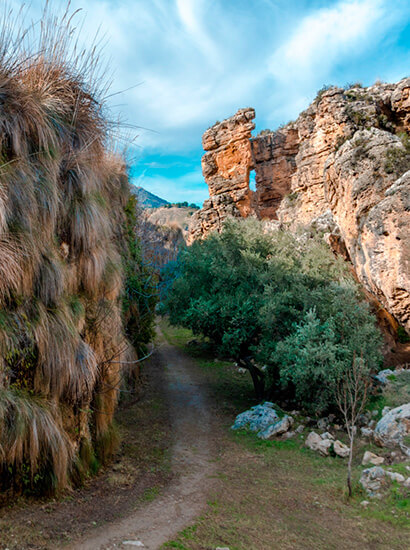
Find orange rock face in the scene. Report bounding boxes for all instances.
[189,79,410,335]
[188,108,256,243]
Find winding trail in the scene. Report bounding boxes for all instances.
[72,328,215,550]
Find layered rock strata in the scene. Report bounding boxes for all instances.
[189,79,410,335]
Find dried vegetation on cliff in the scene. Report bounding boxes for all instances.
[0,6,154,498]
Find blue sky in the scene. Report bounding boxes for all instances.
[22,1,410,204]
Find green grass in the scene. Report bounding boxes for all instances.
[160,317,410,550]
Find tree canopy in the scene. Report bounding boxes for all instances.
[161,219,383,413]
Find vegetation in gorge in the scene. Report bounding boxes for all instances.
[161,218,383,413]
[0,6,155,498]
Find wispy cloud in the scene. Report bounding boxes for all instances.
[15,0,410,202]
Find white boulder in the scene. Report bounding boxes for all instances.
[305,432,332,456]
[333,440,350,458]
[373,403,410,455]
[362,451,384,466]
[231,403,279,433]
[258,415,294,440]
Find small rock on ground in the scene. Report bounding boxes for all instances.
[333,440,349,458]
[362,451,384,466]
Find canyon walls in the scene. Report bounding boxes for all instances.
[189,79,410,335]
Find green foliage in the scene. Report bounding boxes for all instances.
[315,85,332,104]
[122,194,157,355]
[384,133,410,176]
[162,219,383,413]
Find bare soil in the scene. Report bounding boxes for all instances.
[0,327,216,549]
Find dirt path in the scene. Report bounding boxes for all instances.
[71,328,215,550]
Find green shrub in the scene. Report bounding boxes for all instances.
[384,133,410,176]
[161,219,383,411]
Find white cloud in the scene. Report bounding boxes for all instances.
[5,0,410,202]
[270,0,385,84]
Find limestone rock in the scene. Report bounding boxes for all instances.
[320,431,334,440]
[385,471,405,483]
[258,415,293,440]
[374,403,410,455]
[360,466,388,497]
[231,403,279,433]
[305,431,332,456]
[375,369,395,384]
[324,130,410,333]
[361,427,374,439]
[333,440,350,458]
[188,109,256,244]
[362,451,385,466]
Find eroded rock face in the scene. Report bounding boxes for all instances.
[188,108,256,244]
[188,79,410,337]
[324,130,410,332]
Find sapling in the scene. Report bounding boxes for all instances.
[335,353,370,497]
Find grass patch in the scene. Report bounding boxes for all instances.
[160,318,410,550]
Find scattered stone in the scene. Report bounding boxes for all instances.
[385,471,405,483]
[404,477,410,489]
[360,500,370,508]
[374,369,394,384]
[361,427,374,438]
[368,420,376,429]
[373,403,410,456]
[237,367,247,374]
[360,466,388,497]
[216,547,230,550]
[231,403,279,433]
[333,424,342,430]
[122,542,144,547]
[333,440,350,458]
[372,409,379,417]
[295,424,305,434]
[317,418,328,430]
[305,432,332,456]
[362,451,384,466]
[382,406,391,417]
[281,431,295,440]
[258,415,294,440]
[320,431,334,440]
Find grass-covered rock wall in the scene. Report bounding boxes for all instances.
[0,7,154,497]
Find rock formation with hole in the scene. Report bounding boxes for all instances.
[189,79,410,337]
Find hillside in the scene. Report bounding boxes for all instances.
[145,205,197,238]
[132,186,169,208]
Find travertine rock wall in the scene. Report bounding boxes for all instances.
[189,79,410,335]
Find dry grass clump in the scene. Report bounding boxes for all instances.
[0,4,138,496]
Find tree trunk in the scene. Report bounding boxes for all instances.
[239,357,265,400]
[347,431,354,498]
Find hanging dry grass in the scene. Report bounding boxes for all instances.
[0,389,73,489]
[0,2,142,496]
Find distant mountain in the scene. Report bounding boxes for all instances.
[132,186,169,209]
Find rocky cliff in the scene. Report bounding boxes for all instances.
[189,79,410,337]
